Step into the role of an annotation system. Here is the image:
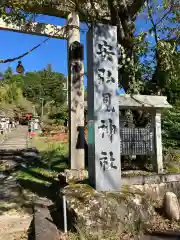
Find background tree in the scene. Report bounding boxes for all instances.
[162,102,180,150]
[0,65,68,124]
[22,64,68,124]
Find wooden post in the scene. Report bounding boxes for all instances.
[67,12,85,170]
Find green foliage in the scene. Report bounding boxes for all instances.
[0,65,67,124]
[162,103,180,149]
[120,0,180,151]
[22,64,67,123]
[0,4,37,27]
[135,0,179,96]
[0,67,32,116]
[48,103,68,125]
[14,138,68,185]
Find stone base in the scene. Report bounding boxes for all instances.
[64,169,88,183]
[57,169,88,184]
[61,184,155,238]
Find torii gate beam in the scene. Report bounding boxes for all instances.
[0,18,68,39]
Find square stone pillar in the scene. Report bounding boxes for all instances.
[151,109,163,173]
[87,24,121,191]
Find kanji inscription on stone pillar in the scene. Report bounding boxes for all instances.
[87,24,121,191]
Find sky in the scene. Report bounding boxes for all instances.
[0,11,153,91]
[0,14,88,83]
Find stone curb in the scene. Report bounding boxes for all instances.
[122,173,180,185]
[33,200,59,240]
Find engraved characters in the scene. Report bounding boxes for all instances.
[98,119,116,142]
[96,36,118,172]
[99,151,117,171]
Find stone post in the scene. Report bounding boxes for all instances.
[67,12,85,170]
[151,109,163,173]
[87,24,121,191]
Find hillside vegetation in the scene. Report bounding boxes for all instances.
[0,64,68,125]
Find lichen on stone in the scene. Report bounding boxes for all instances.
[61,184,156,237]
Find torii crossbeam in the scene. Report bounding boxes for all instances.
[0,18,68,39]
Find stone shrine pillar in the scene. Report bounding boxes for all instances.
[87,24,121,191]
[151,109,163,173]
[67,12,85,170]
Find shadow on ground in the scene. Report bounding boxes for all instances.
[0,147,68,214]
[142,231,180,239]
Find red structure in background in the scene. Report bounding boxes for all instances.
[26,113,31,120]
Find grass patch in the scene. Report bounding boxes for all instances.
[31,137,68,165]
[0,164,7,172]
[14,168,55,184]
[164,149,180,173]
[12,136,69,198]
[165,165,180,173]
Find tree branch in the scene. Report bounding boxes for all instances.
[128,0,147,17]
[147,0,158,45]
[155,7,172,26]
[147,0,161,94]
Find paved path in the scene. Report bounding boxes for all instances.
[0,126,28,150]
[0,126,32,240]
